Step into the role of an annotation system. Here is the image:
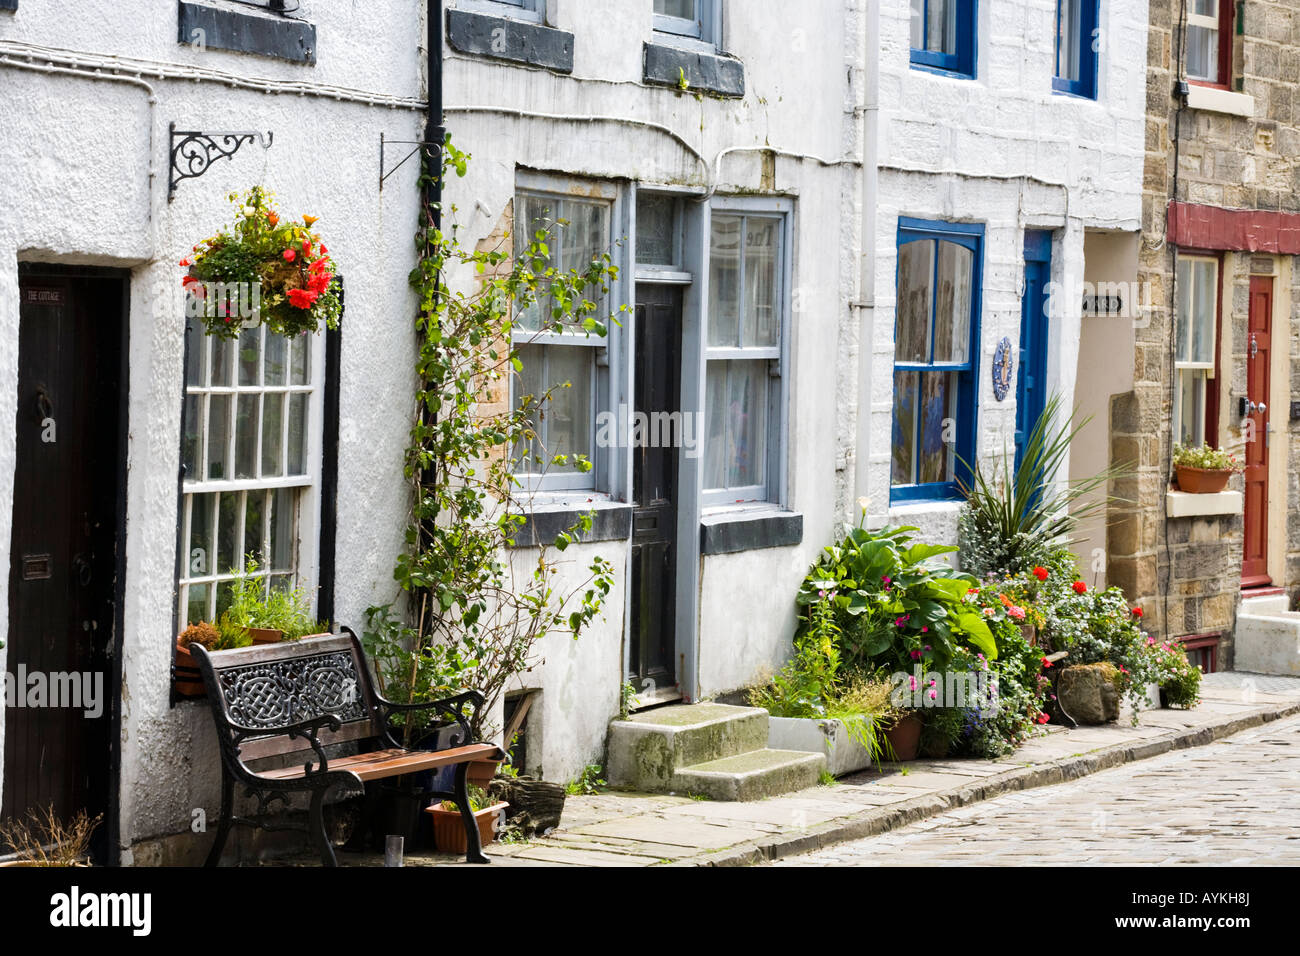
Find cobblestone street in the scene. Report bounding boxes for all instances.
[773,714,1300,866]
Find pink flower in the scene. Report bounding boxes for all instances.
[910,650,922,661]
[908,676,917,691]
[928,690,937,701]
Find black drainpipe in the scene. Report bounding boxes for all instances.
[427,0,443,231]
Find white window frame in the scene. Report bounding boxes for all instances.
[455,0,545,24]
[177,321,324,626]
[511,173,624,496]
[1186,0,1223,84]
[1174,254,1219,447]
[700,196,792,511]
[653,0,722,47]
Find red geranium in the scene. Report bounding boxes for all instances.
[283,248,297,262]
[1072,581,1087,594]
[1041,656,1053,669]
[1032,566,1048,581]
[287,288,319,309]
[1132,607,1143,618]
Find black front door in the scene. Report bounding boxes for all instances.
[4,266,126,862]
[629,284,681,695]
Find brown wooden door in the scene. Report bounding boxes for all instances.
[629,284,681,693]
[3,267,125,860]
[1242,275,1271,587]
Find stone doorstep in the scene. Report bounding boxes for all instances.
[670,748,826,802]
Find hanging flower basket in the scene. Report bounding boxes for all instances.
[181,186,341,340]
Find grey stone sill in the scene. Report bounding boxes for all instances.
[700,508,802,555]
[643,41,744,98]
[1166,489,1243,519]
[506,498,631,549]
[446,8,574,74]
[177,1,316,65]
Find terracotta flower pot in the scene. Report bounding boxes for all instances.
[246,627,284,645]
[1174,464,1231,494]
[426,802,508,854]
[882,713,923,761]
[173,640,207,698]
[467,759,501,788]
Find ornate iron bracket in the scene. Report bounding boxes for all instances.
[169,123,274,202]
[379,131,442,192]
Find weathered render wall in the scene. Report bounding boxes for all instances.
[439,0,862,780]
[1111,0,1300,655]
[862,0,1149,542]
[0,0,426,859]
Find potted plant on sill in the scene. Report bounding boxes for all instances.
[1172,443,1239,494]
[425,785,508,855]
[223,555,330,645]
[174,621,221,697]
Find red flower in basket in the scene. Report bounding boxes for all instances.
[1132,606,1143,618]
[1041,656,1053,669]
[287,288,319,309]
[1032,566,1049,581]
[1072,581,1087,594]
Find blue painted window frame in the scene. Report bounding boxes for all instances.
[890,218,984,503]
[1052,0,1100,99]
[910,0,978,79]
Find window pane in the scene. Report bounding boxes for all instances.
[542,346,594,473]
[269,488,296,572]
[744,217,780,348]
[262,392,284,478]
[927,0,956,55]
[182,394,201,479]
[288,393,308,476]
[211,335,233,386]
[704,365,728,490]
[709,215,742,347]
[1186,25,1218,82]
[910,0,924,48]
[1175,259,1193,363]
[244,490,267,565]
[563,199,607,272]
[189,493,214,577]
[515,195,556,332]
[265,332,287,386]
[636,194,677,266]
[892,370,919,485]
[933,240,972,363]
[238,325,261,386]
[1176,369,1207,446]
[207,394,231,479]
[1192,260,1216,364]
[290,334,310,385]
[217,491,239,576]
[235,394,258,479]
[918,371,954,485]
[726,361,767,489]
[185,318,204,386]
[1056,0,1081,81]
[655,0,695,18]
[513,343,545,470]
[1193,0,1217,16]
[895,240,934,363]
[185,583,209,627]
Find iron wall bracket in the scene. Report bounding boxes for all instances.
[169,123,274,202]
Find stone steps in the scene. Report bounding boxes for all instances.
[606,702,826,801]
[1235,596,1300,676]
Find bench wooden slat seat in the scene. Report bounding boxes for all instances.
[189,629,502,867]
[258,743,501,783]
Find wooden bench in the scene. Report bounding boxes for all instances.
[188,629,503,866]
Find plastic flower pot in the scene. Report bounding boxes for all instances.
[882,713,923,761]
[426,802,508,854]
[1174,464,1231,494]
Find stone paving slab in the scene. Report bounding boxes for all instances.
[320,671,1300,867]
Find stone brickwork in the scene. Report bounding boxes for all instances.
[1110,0,1300,665]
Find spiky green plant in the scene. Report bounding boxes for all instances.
[957,394,1130,578]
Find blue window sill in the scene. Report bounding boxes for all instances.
[890,482,965,505]
[1052,78,1097,100]
[909,59,975,81]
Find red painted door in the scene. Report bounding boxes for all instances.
[1242,276,1271,587]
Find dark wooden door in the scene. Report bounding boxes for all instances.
[1242,275,1271,587]
[629,284,681,693]
[4,268,124,859]
[1015,231,1051,472]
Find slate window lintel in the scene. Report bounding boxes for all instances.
[0,0,17,12]
[700,509,803,556]
[643,41,744,98]
[177,1,317,65]
[506,503,632,550]
[446,8,574,74]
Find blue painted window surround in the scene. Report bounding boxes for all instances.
[891,218,984,503]
[1053,0,1100,98]
[909,0,977,78]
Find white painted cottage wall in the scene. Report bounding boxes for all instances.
[0,0,427,858]
[861,0,1148,538]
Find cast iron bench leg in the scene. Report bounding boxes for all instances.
[205,775,235,867]
[310,786,338,867]
[454,761,489,864]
